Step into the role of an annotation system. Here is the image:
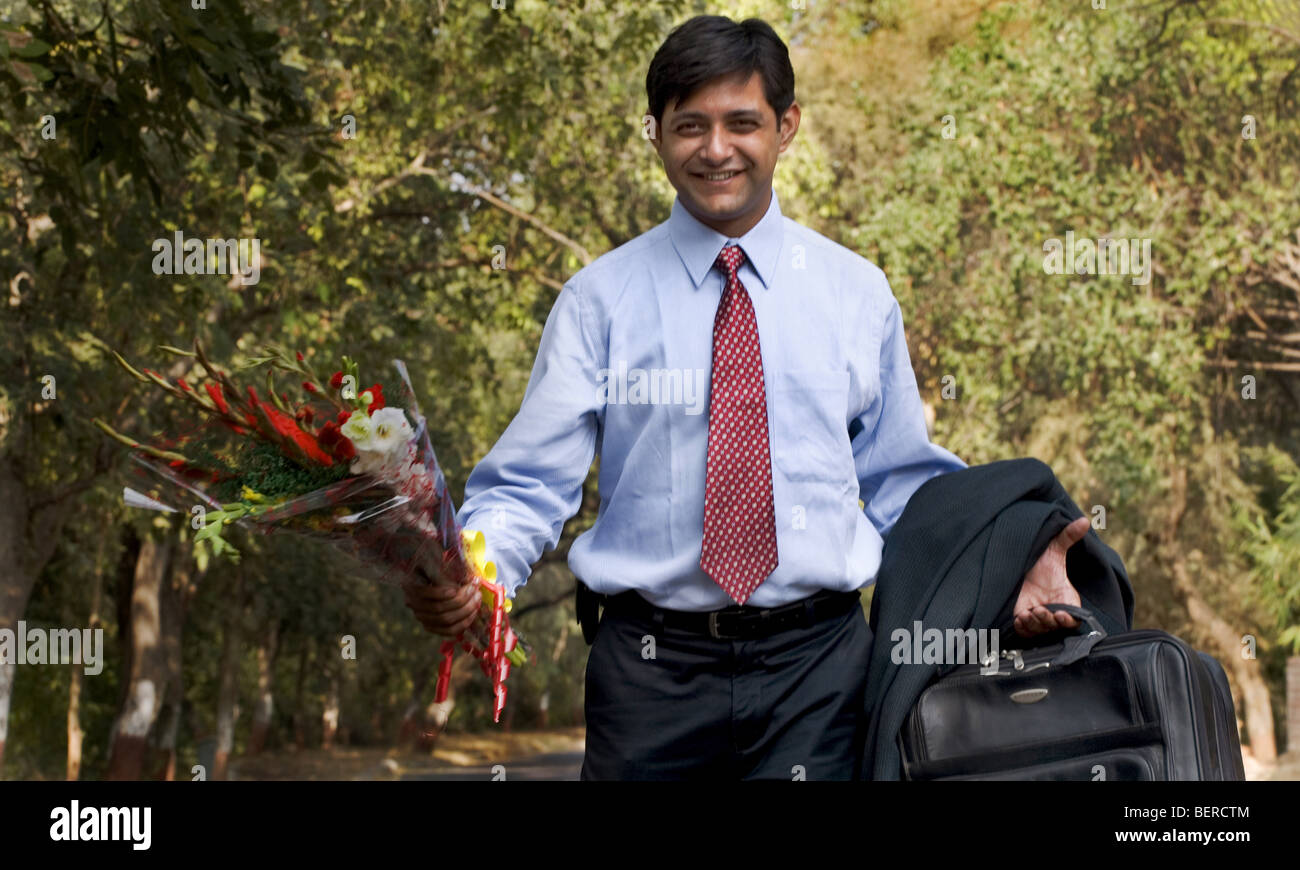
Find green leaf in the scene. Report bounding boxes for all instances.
[14,38,52,58]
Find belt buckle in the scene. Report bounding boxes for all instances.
[708,608,770,639]
[708,611,745,640]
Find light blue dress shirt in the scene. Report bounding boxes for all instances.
[457,188,967,610]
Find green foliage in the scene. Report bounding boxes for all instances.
[209,440,351,502]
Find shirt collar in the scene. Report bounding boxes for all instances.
[668,188,784,290]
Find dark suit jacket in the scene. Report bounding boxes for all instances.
[860,457,1135,780]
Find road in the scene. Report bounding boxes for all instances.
[402,750,584,781]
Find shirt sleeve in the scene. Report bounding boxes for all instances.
[852,293,967,545]
[456,277,603,598]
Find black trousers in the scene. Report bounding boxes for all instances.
[580,594,873,780]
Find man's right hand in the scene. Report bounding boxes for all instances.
[402,567,480,637]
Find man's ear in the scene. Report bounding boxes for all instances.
[778,101,801,152]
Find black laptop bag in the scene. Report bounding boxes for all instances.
[898,605,1246,780]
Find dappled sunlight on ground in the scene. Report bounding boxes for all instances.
[229,727,586,781]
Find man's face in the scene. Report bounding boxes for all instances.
[651,71,799,237]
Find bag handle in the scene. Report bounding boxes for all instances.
[1044,603,1106,636]
[1043,603,1107,667]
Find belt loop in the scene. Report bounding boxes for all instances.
[652,609,665,639]
[803,597,816,627]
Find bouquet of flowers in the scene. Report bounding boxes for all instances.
[93,340,526,721]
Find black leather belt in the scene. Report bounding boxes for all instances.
[589,585,861,641]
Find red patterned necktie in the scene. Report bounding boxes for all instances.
[700,244,779,605]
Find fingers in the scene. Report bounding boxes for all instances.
[404,581,480,636]
[1054,609,1079,629]
[410,605,472,637]
[1055,515,1091,550]
[406,583,478,617]
[405,578,477,605]
[1015,605,1058,637]
[1014,604,1081,638]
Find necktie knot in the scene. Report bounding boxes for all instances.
[714,245,746,280]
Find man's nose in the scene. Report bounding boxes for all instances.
[700,123,735,164]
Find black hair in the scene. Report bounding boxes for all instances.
[646,15,795,132]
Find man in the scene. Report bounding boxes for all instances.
[403,15,1088,779]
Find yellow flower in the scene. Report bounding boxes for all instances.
[241,486,265,503]
[461,529,510,612]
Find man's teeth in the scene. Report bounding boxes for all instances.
[703,171,739,180]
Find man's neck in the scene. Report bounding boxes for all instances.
[690,187,772,239]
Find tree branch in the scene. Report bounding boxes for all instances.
[412,165,594,265]
[510,585,576,621]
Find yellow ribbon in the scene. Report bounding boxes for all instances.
[461,529,511,612]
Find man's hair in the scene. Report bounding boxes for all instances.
[646,15,795,131]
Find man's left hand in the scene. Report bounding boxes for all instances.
[1013,516,1091,638]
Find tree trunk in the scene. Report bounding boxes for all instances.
[1287,656,1300,754]
[248,620,280,755]
[66,542,105,781]
[66,667,83,780]
[291,640,310,750]
[322,667,340,750]
[106,527,140,752]
[0,388,102,772]
[1162,465,1277,762]
[0,460,33,772]
[211,574,244,781]
[154,554,196,780]
[106,531,174,780]
[397,661,433,749]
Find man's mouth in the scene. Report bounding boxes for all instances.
[694,169,743,183]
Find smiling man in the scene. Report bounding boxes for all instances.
[403,14,1087,780]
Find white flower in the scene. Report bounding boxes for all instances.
[340,410,373,447]
[347,409,415,480]
[369,407,412,455]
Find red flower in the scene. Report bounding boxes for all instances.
[296,351,305,362]
[206,383,229,414]
[303,381,318,393]
[260,401,333,466]
[330,371,344,390]
[337,409,352,425]
[317,420,341,447]
[364,383,386,414]
[316,421,355,461]
[177,378,191,392]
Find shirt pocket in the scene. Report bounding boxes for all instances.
[769,369,853,483]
